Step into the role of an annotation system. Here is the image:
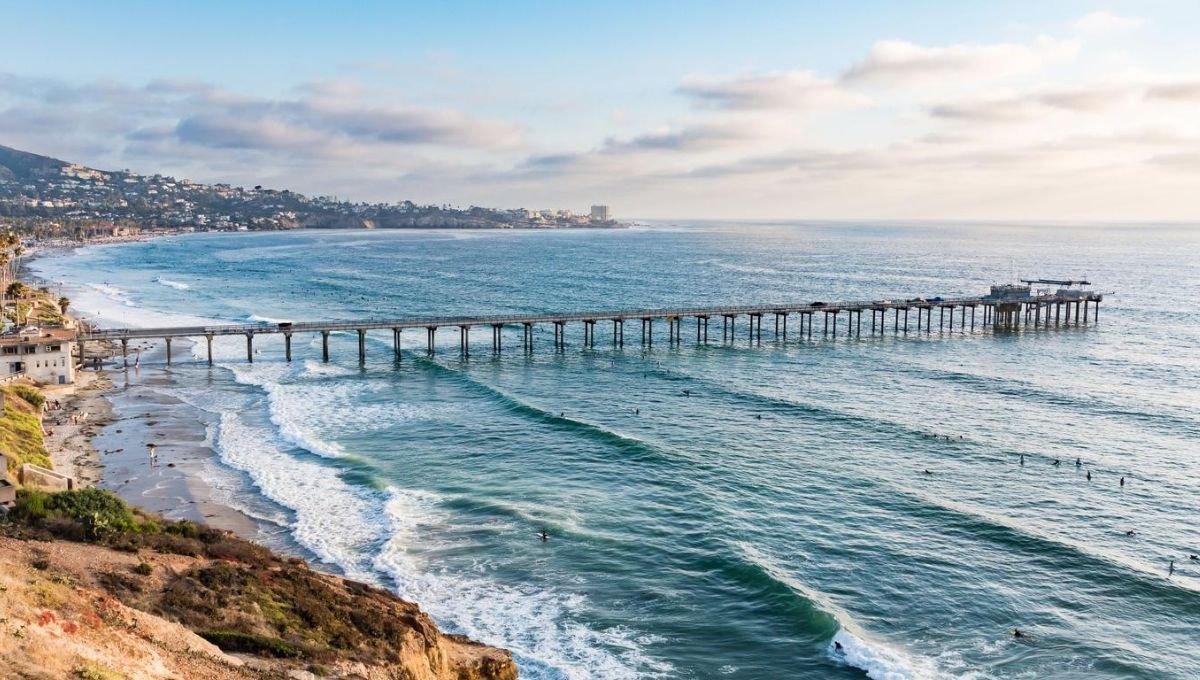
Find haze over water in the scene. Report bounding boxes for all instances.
[32,223,1200,679]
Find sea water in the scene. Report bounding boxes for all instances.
[31,223,1200,679]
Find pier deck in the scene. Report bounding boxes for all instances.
[74,287,1104,366]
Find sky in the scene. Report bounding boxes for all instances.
[3,1,1200,220]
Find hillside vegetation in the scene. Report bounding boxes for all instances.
[1,383,52,479]
[0,488,518,680]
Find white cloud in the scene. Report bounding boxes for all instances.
[678,70,868,111]
[1072,10,1145,34]
[842,37,1079,85]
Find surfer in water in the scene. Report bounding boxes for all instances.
[1120,476,1126,487]
[1126,529,1137,536]
[1190,554,1199,562]
[538,529,549,542]
[1075,457,1081,467]
[833,641,844,653]
[1168,560,1175,577]
[1019,454,1025,466]
[922,469,934,476]
[1086,470,1092,481]
[1012,629,1026,639]
[1052,459,1061,467]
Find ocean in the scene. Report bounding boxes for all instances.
[30,222,1200,679]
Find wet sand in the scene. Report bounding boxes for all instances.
[55,339,261,539]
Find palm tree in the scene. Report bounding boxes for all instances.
[58,296,70,314]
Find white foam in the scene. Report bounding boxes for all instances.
[830,630,944,680]
[213,411,384,579]
[154,276,191,290]
[373,492,674,680]
[246,313,290,324]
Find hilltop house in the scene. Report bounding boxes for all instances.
[0,326,76,384]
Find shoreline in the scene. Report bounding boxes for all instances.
[26,243,265,541]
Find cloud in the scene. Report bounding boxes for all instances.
[928,79,1200,125]
[1145,81,1200,102]
[1072,10,1145,34]
[0,73,524,157]
[842,37,1079,85]
[678,70,867,111]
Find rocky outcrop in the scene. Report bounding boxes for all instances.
[0,494,518,680]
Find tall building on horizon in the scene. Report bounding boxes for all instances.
[590,205,610,221]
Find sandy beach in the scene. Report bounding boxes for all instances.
[39,368,112,486]
[36,331,261,540]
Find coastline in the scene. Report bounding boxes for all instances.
[26,243,263,540]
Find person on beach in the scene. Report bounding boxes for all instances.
[147,443,158,466]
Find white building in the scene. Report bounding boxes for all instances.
[0,327,76,385]
[590,205,611,221]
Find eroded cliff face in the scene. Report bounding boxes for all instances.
[0,533,518,680]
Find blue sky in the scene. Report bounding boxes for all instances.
[3,1,1200,219]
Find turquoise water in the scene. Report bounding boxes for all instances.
[32,224,1200,679]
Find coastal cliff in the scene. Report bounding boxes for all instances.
[0,489,518,680]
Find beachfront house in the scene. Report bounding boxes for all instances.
[0,326,76,385]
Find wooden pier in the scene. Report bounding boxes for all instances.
[76,281,1104,366]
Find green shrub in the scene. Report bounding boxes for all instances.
[74,665,123,680]
[11,384,44,408]
[133,562,154,575]
[198,630,303,658]
[13,488,136,538]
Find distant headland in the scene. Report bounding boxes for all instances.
[0,143,622,237]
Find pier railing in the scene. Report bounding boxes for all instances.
[75,290,1103,366]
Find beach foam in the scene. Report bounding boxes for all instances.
[374,492,673,680]
[830,629,941,680]
[153,276,191,290]
[213,410,385,579]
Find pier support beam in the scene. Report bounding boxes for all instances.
[393,328,402,360]
[245,333,253,363]
[321,331,330,362]
[357,329,366,363]
[523,323,533,353]
[492,324,502,353]
[121,338,128,367]
[284,333,292,362]
[165,337,173,365]
[206,334,214,366]
[427,326,437,354]
[460,326,470,356]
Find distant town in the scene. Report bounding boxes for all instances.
[0,144,620,240]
